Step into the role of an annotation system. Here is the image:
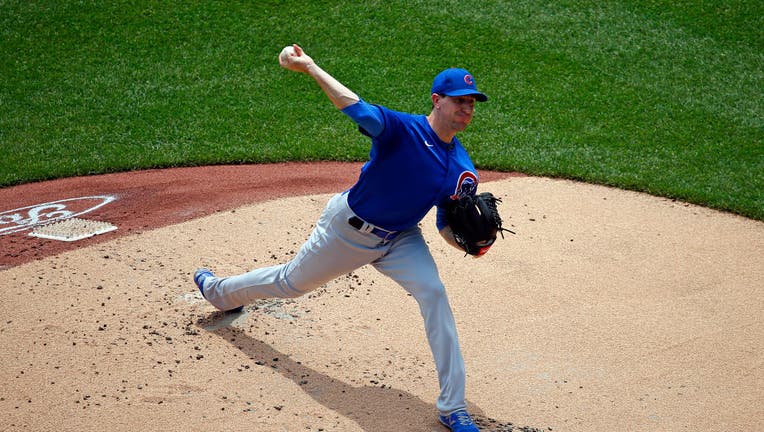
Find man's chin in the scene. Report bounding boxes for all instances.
[452,122,469,131]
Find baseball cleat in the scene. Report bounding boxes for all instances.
[194,268,243,313]
[439,410,480,432]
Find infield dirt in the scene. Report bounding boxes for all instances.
[1,163,762,431]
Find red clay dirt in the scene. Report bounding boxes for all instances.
[0,162,517,269]
[1,163,761,432]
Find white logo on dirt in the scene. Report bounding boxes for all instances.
[0,195,117,236]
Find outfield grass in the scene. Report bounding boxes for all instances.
[1,1,762,220]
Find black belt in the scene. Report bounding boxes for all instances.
[348,216,399,241]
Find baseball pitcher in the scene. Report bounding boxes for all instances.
[193,44,509,432]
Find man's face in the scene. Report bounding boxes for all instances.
[437,94,476,131]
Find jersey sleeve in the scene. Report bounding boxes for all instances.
[341,99,384,137]
[436,206,449,231]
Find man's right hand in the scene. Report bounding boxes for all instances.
[278,44,359,110]
[278,44,314,74]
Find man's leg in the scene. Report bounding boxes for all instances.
[201,193,387,311]
[372,227,467,415]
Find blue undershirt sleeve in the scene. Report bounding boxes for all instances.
[436,206,448,231]
[341,99,384,137]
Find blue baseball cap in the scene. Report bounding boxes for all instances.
[431,68,488,102]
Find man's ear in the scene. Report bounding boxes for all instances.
[431,93,442,109]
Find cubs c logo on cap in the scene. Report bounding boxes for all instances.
[431,68,488,102]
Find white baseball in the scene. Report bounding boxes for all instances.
[279,45,295,62]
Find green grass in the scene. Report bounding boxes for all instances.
[1,0,762,220]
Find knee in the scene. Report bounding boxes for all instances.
[278,276,315,298]
[408,280,447,304]
[279,263,325,298]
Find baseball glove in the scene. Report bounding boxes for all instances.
[444,192,514,256]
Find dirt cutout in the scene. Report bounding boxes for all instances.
[1,164,762,432]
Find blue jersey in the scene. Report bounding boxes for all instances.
[345,103,480,232]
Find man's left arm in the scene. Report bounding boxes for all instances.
[436,207,463,251]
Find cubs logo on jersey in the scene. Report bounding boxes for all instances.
[450,171,478,200]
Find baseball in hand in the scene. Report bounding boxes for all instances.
[279,44,310,72]
[279,45,296,63]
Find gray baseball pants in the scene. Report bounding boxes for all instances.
[201,192,467,415]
